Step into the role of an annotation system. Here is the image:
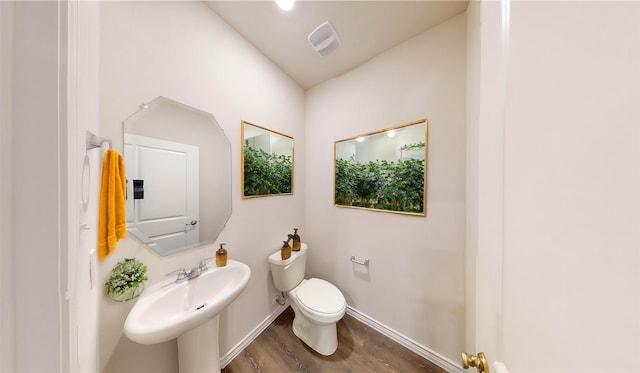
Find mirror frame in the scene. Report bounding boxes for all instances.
[334,118,428,216]
[241,120,294,199]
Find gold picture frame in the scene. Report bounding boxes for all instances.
[241,120,294,198]
[334,119,427,216]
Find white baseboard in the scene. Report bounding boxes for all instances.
[346,306,464,373]
[220,301,289,368]
[220,303,463,373]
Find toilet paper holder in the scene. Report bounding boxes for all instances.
[350,256,369,266]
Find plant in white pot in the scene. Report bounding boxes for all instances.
[105,258,148,302]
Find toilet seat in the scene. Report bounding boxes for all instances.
[294,278,346,322]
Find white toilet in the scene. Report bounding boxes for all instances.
[268,243,347,356]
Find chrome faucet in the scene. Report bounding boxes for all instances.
[167,258,214,283]
[185,267,201,281]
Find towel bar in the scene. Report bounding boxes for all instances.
[350,256,369,266]
[86,130,112,150]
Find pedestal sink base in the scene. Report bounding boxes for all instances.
[177,316,221,373]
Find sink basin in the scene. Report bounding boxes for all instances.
[124,260,251,345]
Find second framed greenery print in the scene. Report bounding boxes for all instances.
[334,119,427,216]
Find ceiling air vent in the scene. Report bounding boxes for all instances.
[307,21,341,57]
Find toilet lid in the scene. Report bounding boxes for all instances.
[296,278,345,314]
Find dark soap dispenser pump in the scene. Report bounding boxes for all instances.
[281,240,292,260]
[216,243,228,267]
[291,228,301,251]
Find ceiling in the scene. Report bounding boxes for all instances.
[205,1,469,90]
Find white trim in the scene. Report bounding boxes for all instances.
[58,1,72,371]
[218,303,462,372]
[472,0,508,364]
[346,306,464,373]
[219,301,290,368]
[66,2,79,371]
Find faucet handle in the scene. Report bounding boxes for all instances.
[198,257,215,272]
[166,267,188,281]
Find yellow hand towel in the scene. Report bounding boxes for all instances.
[98,148,127,259]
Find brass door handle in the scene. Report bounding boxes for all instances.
[462,352,489,373]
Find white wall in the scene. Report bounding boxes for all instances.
[97,2,305,372]
[305,13,467,363]
[0,2,15,371]
[501,2,640,371]
[11,1,69,371]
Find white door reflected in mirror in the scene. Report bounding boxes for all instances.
[124,134,200,254]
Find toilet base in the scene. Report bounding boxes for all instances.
[290,303,338,356]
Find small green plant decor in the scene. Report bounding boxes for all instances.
[105,258,148,302]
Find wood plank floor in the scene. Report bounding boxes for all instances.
[222,306,450,373]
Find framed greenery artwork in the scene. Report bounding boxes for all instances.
[241,120,294,198]
[334,119,427,216]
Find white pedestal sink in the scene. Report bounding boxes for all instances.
[124,260,251,373]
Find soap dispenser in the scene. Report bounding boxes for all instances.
[281,240,292,260]
[291,228,301,251]
[216,243,228,267]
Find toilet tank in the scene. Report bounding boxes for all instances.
[268,243,307,292]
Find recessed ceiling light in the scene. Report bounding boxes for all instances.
[275,0,295,11]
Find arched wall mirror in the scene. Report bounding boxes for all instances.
[123,97,232,256]
[334,118,427,216]
[241,120,294,198]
